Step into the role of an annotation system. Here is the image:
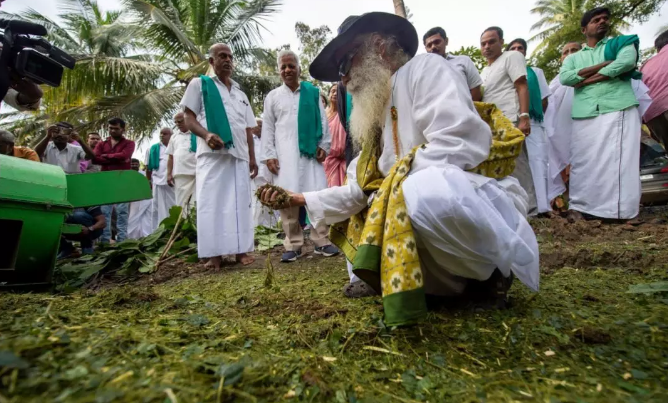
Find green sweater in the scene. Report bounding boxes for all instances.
[559,37,639,119]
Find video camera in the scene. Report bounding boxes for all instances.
[0,19,76,100]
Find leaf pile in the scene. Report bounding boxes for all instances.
[255,184,290,210]
[254,225,283,252]
[55,206,197,291]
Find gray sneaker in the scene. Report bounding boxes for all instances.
[281,249,303,263]
[314,245,339,257]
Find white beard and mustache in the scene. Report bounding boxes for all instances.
[346,49,392,151]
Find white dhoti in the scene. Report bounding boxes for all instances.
[330,165,540,295]
[174,174,196,211]
[570,107,641,219]
[152,184,176,229]
[127,199,153,239]
[250,164,278,228]
[527,121,552,213]
[196,153,253,258]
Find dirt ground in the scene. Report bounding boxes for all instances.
[1,213,667,402]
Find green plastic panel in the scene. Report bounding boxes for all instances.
[66,170,152,208]
[0,154,70,207]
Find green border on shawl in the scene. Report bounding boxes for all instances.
[329,224,357,263]
[353,244,381,271]
[383,288,428,327]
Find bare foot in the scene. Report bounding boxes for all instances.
[205,256,222,270]
[236,253,255,266]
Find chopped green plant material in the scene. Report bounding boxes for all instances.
[255,184,290,210]
[255,226,283,252]
[1,217,668,402]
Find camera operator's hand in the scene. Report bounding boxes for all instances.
[10,73,42,106]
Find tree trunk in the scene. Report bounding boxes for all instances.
[393,0,407,18]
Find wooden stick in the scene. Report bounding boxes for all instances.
[155,207,185,271]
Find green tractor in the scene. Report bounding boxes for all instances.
[0,155,151,288]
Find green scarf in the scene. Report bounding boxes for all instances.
[526,67,544,123]
[297,81,323,159]
[189,133,197,153]
[345,92,353,130]
[604,35,642,81]
[147,143,161,171]
[200,75,233,149]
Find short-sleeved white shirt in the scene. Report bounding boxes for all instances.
[179,76,256,161]
[531,67,552,100]
[166,132,197,177]
[43,142,86,174]
[144,143,169,186]
[481,51,527,121]
[445,54,484,90]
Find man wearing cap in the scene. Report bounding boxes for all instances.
[423,27,483,101]
[261,49,339,262]
[560,7,642,221]
[259,13,539,324]
[0,129,39,162]
[181,43,258,269]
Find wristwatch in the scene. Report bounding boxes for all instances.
[518,113,530,119]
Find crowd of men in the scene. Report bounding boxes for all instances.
[2,7,668,310]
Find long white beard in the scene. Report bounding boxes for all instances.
[347,52,392,151]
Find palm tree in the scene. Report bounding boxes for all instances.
[3,0,280,144]
[393,0,407,18]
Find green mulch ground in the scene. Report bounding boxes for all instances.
[1,218,667,402]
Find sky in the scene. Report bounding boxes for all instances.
[3,0,667,156]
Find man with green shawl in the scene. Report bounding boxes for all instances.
[260,50,339,263]
[559,7,642,221]
[181,43,259,270]
[506,38,553,215]
[259,13,539,324]
[145,127,176,231]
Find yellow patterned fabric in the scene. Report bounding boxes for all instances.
[329,102,525,326]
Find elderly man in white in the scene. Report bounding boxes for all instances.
[260,13,539,312]
[261,49,339,262]
[181,43,258,269]
[167,112,197,213]
[146,127,176,230]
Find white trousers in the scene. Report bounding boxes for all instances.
[127,199,153,239]
[152,184,176,230]
[196,153,254,258]
[570,107,641,219]
[347,165,540,296]
[527,121,552,213]
[174,174,196,211]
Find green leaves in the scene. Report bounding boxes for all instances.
[0,351,30,369]
[255,225,283,252]
[627,281,668,294]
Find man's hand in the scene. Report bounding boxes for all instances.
[167,174,175,187]
[518,116,531,136]
[10,74,43,104]
[46,125,59,139]
[316,147,326,163]
[205,133,225,150]
[70,131,80,142]
[259,186,305,209]
[249,158,258,179]
[267,159,280,175]
[80,226,90,236]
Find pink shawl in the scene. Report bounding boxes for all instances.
[324,114,347,187]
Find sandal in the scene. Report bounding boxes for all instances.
[343,281,378,298]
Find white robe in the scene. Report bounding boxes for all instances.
[260,83,331,193]
[145,144,176,230]
[250,134,278,228]
[180,76,257,257]
[127,170,154,239]
[303,54,540,294]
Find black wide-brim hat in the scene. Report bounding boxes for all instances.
[309,12,418,82]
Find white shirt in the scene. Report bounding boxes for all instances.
[303,53,492,224]
[144,143,169,186]
[445,54,484,90]
[43,142,86,174]
[166,132,197,177]
[481,51,527,121]
[180,76,256,161]
[260,83,331,193]
[530,66,552,125]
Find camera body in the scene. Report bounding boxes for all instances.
[0,19,76,99]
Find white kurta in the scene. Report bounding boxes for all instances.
[180,76,256,257]
[250,134,278,227]
[545,77,572,201]
[127,170,154,239]
[260,83,331,193]
[145,143,176,229]
[303,54,540,294]
[166,131,197,210]
[527,67,553,214]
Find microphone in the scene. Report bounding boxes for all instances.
[0,20,48,36]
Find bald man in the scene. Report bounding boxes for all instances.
[145,127,176,230]
[167,112,197,213]
[181,43,258,269]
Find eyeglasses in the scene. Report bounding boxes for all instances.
[338,46,361,77]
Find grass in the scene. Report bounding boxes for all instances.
[1,220,668,402]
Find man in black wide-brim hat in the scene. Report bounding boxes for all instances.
[260,12,540,326]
